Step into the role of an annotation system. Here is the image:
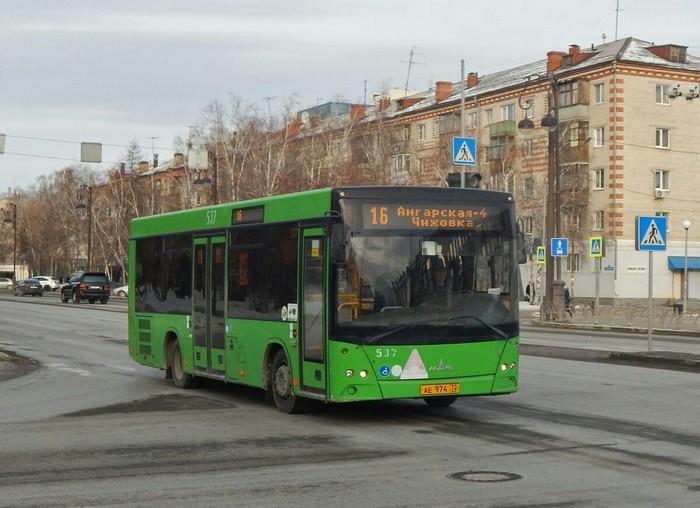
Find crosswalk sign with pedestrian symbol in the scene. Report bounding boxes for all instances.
[589,236,603,258]
[636,216,667,251]
[452,137,476,166]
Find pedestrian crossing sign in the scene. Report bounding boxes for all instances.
[636,216,667,251]
[589,236,603,258]
[452,137,476,166]
[536,245,546,264]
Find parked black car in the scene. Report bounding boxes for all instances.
[61,272,111,304]
[14,279,44,297]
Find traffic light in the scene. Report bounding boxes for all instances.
[446,171,481,188]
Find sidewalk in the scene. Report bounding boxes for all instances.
[519,301,700,371]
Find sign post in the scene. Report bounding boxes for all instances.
[636,216,667,352]
[589,236,603,321]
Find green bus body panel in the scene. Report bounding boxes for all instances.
[323,338,518,402]
[128,313,191,370]
[130,188,333,238]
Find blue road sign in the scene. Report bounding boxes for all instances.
[589,236,603,258]
[636,216,667,251]
[536,246,546,264]
[452,137,476,166]
[550,237,569,257]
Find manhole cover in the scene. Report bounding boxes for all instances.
[448,470,522,483]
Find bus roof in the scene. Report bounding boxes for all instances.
[129,186,513,238]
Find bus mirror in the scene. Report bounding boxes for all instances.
[331,223,349,264]
[516,226,528,265]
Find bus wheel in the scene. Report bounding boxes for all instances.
[271,349,307,414]
[169,341,196,389]
[423,396,458,407]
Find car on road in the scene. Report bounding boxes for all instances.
[0,277,13,290]
[14,279,44,297]
[61,272,111,304]
[111,285,128,297]
[32,275,60,292]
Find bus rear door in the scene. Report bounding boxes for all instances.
[192,235,226,377]
[299,228,327,397]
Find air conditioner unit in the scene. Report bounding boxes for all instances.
[654,190,666,199]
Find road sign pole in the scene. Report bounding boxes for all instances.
[648,251,653,353]
[595,257,600,325]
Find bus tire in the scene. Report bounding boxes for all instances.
[271,349,308,414]
[423,396,458,407]
[169,341,196,389]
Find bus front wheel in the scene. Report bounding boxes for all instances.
[271,349,308,414]
[169,341,196,389]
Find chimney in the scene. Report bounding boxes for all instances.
[435,81,452,102]
[546,51,567,72]
[467,72,478,89]
[648,44,688,64]
[173,152,184,167]
[569,44,580,55]
[137,160,149,173]
[119,162,125,175]
[350,104,366,121]
[378,97,390,111]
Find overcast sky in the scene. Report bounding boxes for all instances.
[2,0,699,192]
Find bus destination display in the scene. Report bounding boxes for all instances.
[362,203,499,230]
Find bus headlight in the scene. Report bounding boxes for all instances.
[359,370,368,378]
[345,369,354,378]
[510,362,516,370]
[500,363,508,371]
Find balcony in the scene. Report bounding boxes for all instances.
[489,120,516,138]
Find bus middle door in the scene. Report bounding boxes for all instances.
[193,235,226,377]
[299,229,327,397]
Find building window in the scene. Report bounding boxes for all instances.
[593,127,605,148]
[594,210,605,231]
[655,128,670,149]
[501,104,515,121]
[594,83,605,104]
[523,177,534,198]
[593,168,605,190]
[524,99,534,119]
[467,112,477,129]
[402,125,410,140]
[656,84,671,105]
[489,136,510,160]
[567,253,581,273]
[558,81,579,107]
[522,216,533,235]
[418,123,427,141]
[390,154,411,181]
[524,139,533,157]
[438,114,459,134]
[484,108,493,125]
[565,121,589,148]
[655,170,670,191]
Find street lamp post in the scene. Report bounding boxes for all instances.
[2,203,17,281]
[76,185,92,271]
[517,74,564,320]
[683,219,692,312]
[193,150,218,204]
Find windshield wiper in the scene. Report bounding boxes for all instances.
[447,314,508,339]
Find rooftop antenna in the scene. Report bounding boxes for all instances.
[403,46,424,98]
[147,136,159,166]
[614,0,625,40]
[262,96,277,119]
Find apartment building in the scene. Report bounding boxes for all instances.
[332,37,700,303]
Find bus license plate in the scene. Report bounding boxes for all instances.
[420,383,460,395]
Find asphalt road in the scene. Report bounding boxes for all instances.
[2,294,700,507]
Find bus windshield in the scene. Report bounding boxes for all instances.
[333,203,518,345]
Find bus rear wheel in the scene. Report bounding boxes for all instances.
[271,349,308,414]
[423,396,458,407]
[169,341,196,389]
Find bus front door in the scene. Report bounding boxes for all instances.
[192,236,226,377]
[299,229,326,396]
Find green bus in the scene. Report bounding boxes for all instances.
[128,186,523,413]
